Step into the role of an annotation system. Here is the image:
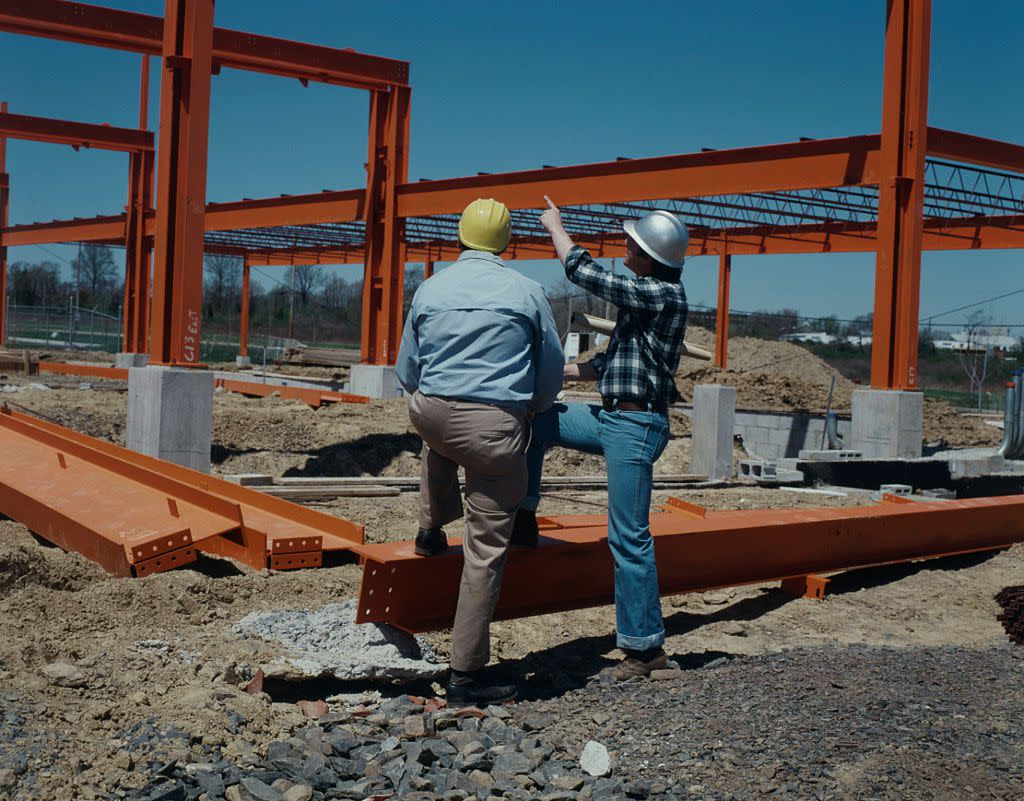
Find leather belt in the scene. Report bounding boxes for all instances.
[602,397,668,414]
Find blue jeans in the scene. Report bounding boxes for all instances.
[524,402,671,650]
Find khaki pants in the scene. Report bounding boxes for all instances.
[408,391,528,672]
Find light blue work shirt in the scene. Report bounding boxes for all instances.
[396,250,564,413]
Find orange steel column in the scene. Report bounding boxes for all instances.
[149,0,215,365]
[239,260,250,359]
[424,258,434,280]
[714,252,731,368]
[870,0,931,389]
[123,55,153,354]
[361,85,410,365]
[0,100,7,348]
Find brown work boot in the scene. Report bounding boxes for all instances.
[602,648,669,681]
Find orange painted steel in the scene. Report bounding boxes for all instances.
[0,405,365,574]
[927,127,1024,173]
[361,86,410,365]
[0,111,154,153]
[353,494,1024,633]
[0,100,8,348]
[148,0,215,366]
[397,135,882,217]
[871,0,931,390]
[38,361,129,380]
[0,0,409,90]
[122,55,154,355]
[214,378,369,408]
[714,253,731,368]
[239,262,251,359]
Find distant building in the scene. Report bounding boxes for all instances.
[933,328,1018,353]
[779,331,838,345]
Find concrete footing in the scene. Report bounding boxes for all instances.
[851,389,923,459]
[115,352,149,369]
[235,355,251,368]
[691,384,736,480]
[125,365,214,472]
[349,364,404,399]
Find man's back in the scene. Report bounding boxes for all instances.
[396,251,563,411]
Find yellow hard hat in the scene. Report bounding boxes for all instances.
[458,198,511,254]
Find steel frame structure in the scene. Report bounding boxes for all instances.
[1,0,1022,382]
[0,0,410,365]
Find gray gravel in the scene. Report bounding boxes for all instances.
[513,644,1024,800]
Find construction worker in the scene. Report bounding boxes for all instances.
[513,196,689,680]
[395,198,564,706]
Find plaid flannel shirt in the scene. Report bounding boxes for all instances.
[565,245,688,407]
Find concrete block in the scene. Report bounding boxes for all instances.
[797,449,863,461]
[850,389,923,459]
[125,365,214,472]
[949,454,1006,479]
[349,364,404,399]
[691,384,736,480]
[235,355,252,367]
[115,352,149,369]
[224,473,273,486]
[880,483,913,495]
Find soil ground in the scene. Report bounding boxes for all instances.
[0,358,1018,800]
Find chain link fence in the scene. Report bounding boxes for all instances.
[4,301,121,353]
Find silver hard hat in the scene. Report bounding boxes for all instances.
[623,210,689,269]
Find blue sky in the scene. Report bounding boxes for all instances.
[2,1,1022,330]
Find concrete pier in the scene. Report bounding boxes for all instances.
[850,389,923,459]
[125,365,214,472]
[691,384,736,480]
[349,364,404,399]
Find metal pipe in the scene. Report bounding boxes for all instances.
[996,377,1016,457]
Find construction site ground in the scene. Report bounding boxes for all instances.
[0,343,1018,800]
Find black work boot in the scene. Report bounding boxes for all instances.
[446,669,517,707]
[414,527,448,557]
[510,508,539,548]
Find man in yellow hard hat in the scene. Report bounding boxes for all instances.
[396,198,564,706]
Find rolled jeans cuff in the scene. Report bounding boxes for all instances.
[617,628,665,651]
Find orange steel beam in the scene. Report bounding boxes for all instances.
[38,361,128,380]
[927,127,1024,173]
[714,253,731,368]
[122,54,153,355]
[353,493,1024,633]
[239,261,250,359]
[0,100,7,347]
[214,378,369,408]
[423,257,434,280]
[397,134,883,216]
[148,0,214,366]
[0,111,154,152]
[0,0,409,90]
[361,86,410,365]
[0,405,365,573]
[870,0,931,390]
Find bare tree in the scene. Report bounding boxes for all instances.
[956,310,993,411]
[294,264,325,305]
[73,245,116,302]
[204,253,243,310]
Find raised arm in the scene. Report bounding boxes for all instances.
[540,196,671,316]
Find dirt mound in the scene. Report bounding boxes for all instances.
[0,524,107,597]
[923,398,1002,448]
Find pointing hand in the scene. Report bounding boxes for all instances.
[540,195,563,234]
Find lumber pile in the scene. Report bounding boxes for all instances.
[279,346,360,367]
[0,350,38,375]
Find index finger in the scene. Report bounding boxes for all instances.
[544,195,557,210]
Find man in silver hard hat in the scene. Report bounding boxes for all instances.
[516,197,689,680]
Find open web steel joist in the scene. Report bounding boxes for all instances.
[353,494,1024,633]
[0,405,363,575]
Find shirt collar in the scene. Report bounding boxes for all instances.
[456,249,503,265]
